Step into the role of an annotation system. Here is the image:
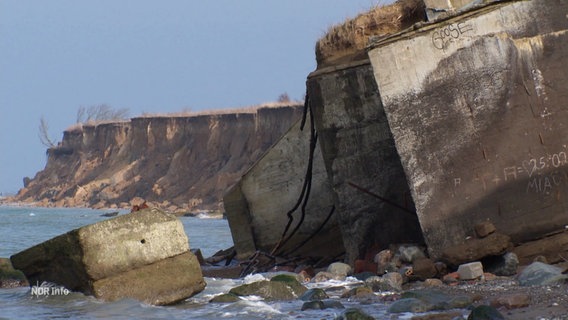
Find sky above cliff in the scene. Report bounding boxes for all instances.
[0,0,395,194]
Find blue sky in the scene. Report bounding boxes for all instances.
[0,0,392,194]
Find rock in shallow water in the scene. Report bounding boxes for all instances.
[335,307,375,320]
[10,208,205,305]
[299,288,329,301]
[467,305,504,320]
[517,261,568,286]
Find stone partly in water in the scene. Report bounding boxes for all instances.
[328,262,352,277]
[365,273,403,292]
[0,258,28,288]
[10,208,205,305]
[335,307,375,320]
[388,298,433,313]
[228,278,306,301]
[467,305,505,320]
[517,262,568,286]
[209,293,241,303]
[269,274,307,296]
[301,299,345,311]
[299,288,329,301]
[391,289,473,313]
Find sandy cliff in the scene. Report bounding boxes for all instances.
[15,105,302,212]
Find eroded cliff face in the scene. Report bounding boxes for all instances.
[16,105,302,212]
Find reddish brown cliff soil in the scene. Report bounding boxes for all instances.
[13,104,302,213]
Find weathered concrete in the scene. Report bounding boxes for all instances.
[11,208,204,304]
[368,0,568,258]
[424,0,494,20]
[224,113,343,260]
[307,59,425,265]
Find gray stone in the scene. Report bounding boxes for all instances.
[301,299,346,311]
[457,261,484,280]
[313,271,342,282]
[209,293,241,303]
[340,286,373,299]
[10,209,204,305]
[269,274,307,296]
[328,262,352,277]
[402,289,473,311]
[335,307,375,320]
[365,272,403,292]
[485,252,519,276]
[399,245,426,263]
[229,280,297,301]
[467,305,504,320]
[388,298,433,313]
[517,262,568,286]
[301,300,325,311]
[299,288,329,301]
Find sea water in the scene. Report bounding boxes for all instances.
[0,206,404,319]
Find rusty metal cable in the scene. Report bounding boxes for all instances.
[270,89,317,256]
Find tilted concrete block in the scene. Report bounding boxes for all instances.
[11,208,204,305]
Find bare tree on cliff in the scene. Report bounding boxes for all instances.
[76,104,129,124]
[38,116,56,148]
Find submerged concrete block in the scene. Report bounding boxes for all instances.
[11,208,204,305]
[92,251,205,305]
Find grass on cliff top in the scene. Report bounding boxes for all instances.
[138,101,303,118]
[315,0,425,66]
[64,101,303,132]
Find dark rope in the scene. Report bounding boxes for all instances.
[270,87,316,256]
[280,205,335,257]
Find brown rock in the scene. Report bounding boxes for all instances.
[474,221,496,238]
[354,259,378,274]
[412,258,437,280]
[490,293,530,309]
[442,272,459,285]
[440,233,512,267]
[374,249,393,275]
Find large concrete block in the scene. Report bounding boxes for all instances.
[11,208,203,305]
[307,60,424,264]
[224,112,343,260]
[92,251,205,305]
[368,0,568,258]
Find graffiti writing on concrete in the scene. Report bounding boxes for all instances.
[498,151,568,182]
[432,22,474,50]
[454,148,568,195]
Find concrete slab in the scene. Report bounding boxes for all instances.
[11,208,203,305]
[368,0,568,258]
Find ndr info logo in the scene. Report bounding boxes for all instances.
[31,282,70,297]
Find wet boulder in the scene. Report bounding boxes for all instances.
[228,280,298,301]
[0,258,28,288]
[10,208,205,305]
